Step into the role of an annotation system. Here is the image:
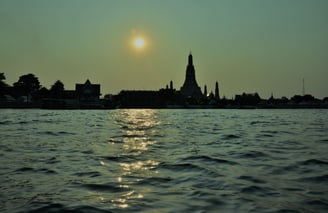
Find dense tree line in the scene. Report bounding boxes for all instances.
[0,72,65,102]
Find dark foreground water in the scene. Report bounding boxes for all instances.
[0,109,328,213]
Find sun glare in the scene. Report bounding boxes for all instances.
[134,37,145,49]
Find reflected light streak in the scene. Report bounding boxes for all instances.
[120,109,160,152]
[112,109,161,209]
[119,160,159,175]
[111,198,128,209]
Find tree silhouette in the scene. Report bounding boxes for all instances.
[50,80,64,98]
[13,73,41,102]
[36,87,49,100]
[235,93,261,106]
[0,73,8,87]
[0,73,8,96]
[0,73,5,81]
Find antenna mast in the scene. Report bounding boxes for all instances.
[302,78,305,96]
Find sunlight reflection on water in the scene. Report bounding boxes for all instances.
[114,109,161,208]
[1,109,328,213]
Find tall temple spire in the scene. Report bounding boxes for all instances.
[180,52,203,100]
[188,51,193,65]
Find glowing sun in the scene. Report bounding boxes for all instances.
[134,37,145,49]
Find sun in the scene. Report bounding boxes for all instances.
[133,37,145,49]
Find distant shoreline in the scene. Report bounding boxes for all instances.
[1,104,327,110]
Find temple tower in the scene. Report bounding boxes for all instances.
[180,52,202,99]
[215,81,220,99]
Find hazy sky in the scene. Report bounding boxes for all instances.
[1,0,327,98]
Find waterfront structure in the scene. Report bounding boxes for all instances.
[75,79,101,108]
[180,53,203,100]
[41,79,101,109]
[75,79,100,102]
[118,89,179,108]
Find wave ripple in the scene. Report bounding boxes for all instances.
[1,109,328,213]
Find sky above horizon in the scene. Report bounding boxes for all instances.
[1,0,327,98]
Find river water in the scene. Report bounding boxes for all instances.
[0,109,327,213]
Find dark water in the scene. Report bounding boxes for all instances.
[0,109,327,213]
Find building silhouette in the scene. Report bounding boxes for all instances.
[41,79,102,109]
[76,79,100,102]
[75,79,101,108]
[180,52,203,100]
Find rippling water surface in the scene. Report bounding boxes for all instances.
[1,109,328,213]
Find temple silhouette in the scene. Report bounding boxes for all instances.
[116,52,220,108]
[1,52,327,109]
[180,52,203,100]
